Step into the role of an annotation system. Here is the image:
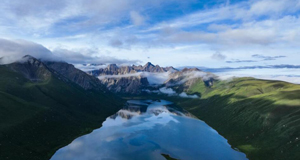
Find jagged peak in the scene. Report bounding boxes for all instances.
[107,64,118,70]
[143,62,155,67]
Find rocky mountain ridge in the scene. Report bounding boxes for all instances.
[87,62,216,94]
[5,55,107,91]
[88,62,177,76]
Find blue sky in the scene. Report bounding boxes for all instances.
[0,0,300,82]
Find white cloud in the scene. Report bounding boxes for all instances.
[179,92,198,99]
[143,72,171,84]
[211,52,226,60]
[159,87,177,95]
[248,0,300,17]
[141,0,300,48]
[0,38,140,65]
[170,71,215,86]
[0,0,300,73]
[216,68,300,84]
[98,73,142,80]
[157,87,198,98]
[0,38,53,64]
[97,72,170,85]
[74,64,107,72]
[130,11,145,26]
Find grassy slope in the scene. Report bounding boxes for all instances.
[169,77,300,160]
[0,66,124,160]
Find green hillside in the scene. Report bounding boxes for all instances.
[170,77,300,160]
[0,64,124,160]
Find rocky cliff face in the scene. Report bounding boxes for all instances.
[100,76,149,93]
[44,61,105,91]
[6,55,52,82]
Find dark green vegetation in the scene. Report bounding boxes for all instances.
[0,57,124,160]
[168,77,300,160]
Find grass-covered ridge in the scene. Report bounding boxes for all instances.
[171,77,300,160]
[0,65,124,160]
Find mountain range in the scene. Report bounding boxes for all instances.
[87,62,215,94]
[1,55,300,160]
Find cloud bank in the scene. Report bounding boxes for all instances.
[0,38,139,66]
[98,72,171,85]
[145,87,199,99]
[159,87,199,98]
[0,38,55,64]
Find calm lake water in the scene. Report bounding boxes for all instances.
[51,100,247,160]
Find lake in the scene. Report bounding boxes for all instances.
[51,99,247,160]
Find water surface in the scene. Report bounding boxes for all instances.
[51,100,247,160]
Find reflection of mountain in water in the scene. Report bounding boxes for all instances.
[110,100,196,120]
[51,99,247,160]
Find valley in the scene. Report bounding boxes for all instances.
[50,99,247,160]
[87,62,300,160]
[1,56,299,160]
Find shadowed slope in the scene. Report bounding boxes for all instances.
[0,57,124,160]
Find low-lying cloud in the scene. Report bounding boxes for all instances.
[145,87,199,99]
[179,92,199,98]
[74,64,107,72]
[0,38,54,64]
[98,73,143,80]
[251,54,286,61]
[98,71,171,85]
[0,38,140,66]
[143,72,170,85]
[166,71,216,87]
[159,87,177,95]
[211,68,300,84]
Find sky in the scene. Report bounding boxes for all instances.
[0,0,300,82]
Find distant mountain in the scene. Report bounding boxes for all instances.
[0,55,124,160]
[87,62,214,94]
[88,62,177,76]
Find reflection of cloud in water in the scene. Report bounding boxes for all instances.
[51,100,247,160]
